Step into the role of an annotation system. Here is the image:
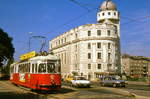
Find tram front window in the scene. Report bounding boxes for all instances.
[38,63,46,73]
[47,63,55,73]
[47,60,60,73]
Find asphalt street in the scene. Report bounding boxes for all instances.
[0,80,135,99]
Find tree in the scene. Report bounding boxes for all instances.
[0,28,15,73]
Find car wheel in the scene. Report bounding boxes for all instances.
[113,83,117,87]
[101,83,105,86]
[123,85,126,88]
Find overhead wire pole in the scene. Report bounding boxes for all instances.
[29,35,46,52]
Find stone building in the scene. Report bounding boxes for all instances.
[49,0,121,80]
[122,54,150,78]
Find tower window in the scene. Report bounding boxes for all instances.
[97,42,101,49]
[107,30,111,36]
[88,43,91,49]
[97,53,101,59]
[102,13,105,16]
[88,53,91,59]
[114,12,116,16]
[97,30,101,36]
[75,33,77,39]
[88,30,91,36]
[108,12,111,15]
[88,64,91,69]
[97,64,101,69]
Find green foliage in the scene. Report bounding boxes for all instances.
[0,28,15,73]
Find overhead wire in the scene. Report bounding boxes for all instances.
[69,0,91,11]
[43,7,99,36]
[42,0,150,37]
[122,15,150,25]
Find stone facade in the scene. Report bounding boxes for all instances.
[49,0,121,80]
[122,54,150,78]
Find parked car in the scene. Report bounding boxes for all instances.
[100,76,127,87]
[71,76,91,88]
[64,75,73,83]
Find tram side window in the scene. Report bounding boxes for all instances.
[32,64,35,73]
[35,63,37,73]
[27,63,30,73]
[19,65,22,73]
[38,63,46,73]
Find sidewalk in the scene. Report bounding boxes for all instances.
[127,81,149,85]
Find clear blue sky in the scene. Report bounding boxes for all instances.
[0,0,150,60]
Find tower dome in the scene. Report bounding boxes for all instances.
[100,0,117,11]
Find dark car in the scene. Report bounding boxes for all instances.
[100,76,127,87]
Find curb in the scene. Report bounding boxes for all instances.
[95,86,150,99]
[130,93,150,99]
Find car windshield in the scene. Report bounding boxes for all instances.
[76,77,86,80]
[104,77,117,80]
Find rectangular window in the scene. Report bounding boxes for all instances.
[108,12,111,15]
[64,52,67,64]
[88,53,91,59]
[97,42,101,49]
[97,30,101,36]
[88,43,91,49]
[107,30,111,36]
[88,64,91,69]
[61,39,63,44]
[88,31,91,36]
[97,64,101,69]
[97,53,101,59]
[108,43,111,49]
[108,53,111,59]
[75,45,77,51]
[64,38,66,43]
[56,42,57,46]
[59,40,60,44]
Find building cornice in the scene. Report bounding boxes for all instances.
[50,37,120,51]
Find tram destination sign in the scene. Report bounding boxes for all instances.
[20,51,36,60]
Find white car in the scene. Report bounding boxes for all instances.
[71,76,91,88]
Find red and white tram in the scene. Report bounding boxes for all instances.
[10,52,61,91]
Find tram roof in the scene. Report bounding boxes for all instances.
[29,54,59,61]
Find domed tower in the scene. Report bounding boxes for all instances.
[97,0,121,74]
[97,0,120,36]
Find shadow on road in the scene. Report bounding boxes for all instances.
[31,87,75,94]
[0,87,75,99]
[0,92,46,99]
